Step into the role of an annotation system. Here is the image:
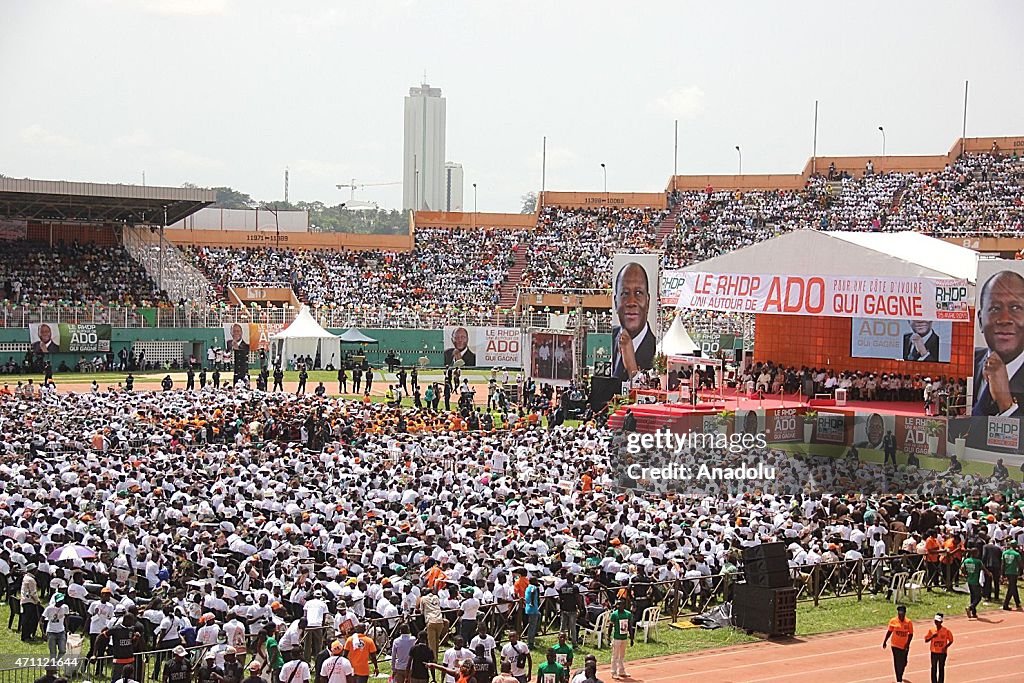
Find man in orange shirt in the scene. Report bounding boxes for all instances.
[882,605,914,683]
[924,613,954,683]
[342,623,379,683]
[924,530,943,590]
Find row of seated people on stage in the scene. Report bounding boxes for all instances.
[735,362,969,414]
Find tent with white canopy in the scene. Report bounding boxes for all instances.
[659,314,699,356]
[271,305,341,368]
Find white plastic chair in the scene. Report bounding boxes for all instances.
[889,572,909,604]
[637,605,661,643]
[580,610,610,649]
[905,569,927,603]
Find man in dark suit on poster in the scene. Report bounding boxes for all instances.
[611,261,656,381]
[973,270,1024,417]
[903,320,940,361]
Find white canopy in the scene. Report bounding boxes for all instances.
[271,305,341,367]
[659,315,699,355]
[682,229,979,286]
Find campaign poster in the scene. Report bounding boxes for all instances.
[610,253,661,383]
[986,417,1021,450]
[972,261,1024,418]
[814,411,849,444]
[28,323,111,353]
[852,412,895,449]
[765,407,800,442]
[443,326,523,368]
[223,323,264,353]
[529,332,574,384]
[677,272,969,321]
[895,416,946,457]
[851,318,953,362]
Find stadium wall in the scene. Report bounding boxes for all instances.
[752,314,974,379]
[412,211,537,230]
[540,192,667,209]
[163,229,414,252]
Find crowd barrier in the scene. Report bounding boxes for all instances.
[0,305,616,334]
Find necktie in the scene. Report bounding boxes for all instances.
[972,383,993,416]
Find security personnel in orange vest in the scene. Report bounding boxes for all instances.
[882,605,914,683]
[924,613,954,683]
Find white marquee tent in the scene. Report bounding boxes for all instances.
[659,314,699,355]
[271,306,341,367]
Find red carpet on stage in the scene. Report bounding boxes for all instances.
[606,387,933,432]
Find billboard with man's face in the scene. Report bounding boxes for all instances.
[223,323,263,353]
[611,254,660,382]
[851,318,952,362]
[443,326,523,368]
[973,262,1024,417]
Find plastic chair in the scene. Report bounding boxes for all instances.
[889,572,909,604]
[637,605,661,643]
[580,610,610,649]
[905,570,927,603]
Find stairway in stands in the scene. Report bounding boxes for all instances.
[656,203,682,244]
[498,243,528,308]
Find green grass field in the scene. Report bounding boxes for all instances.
[0,589,995,666]
[777,442,1024,482]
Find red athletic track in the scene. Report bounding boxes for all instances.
[602,609,1024,682]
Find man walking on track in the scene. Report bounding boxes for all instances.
[882,604,913,683]
[924,613,954,683]
[962,547,991,618]
[1003,539,1022,611]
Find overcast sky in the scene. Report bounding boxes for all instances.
[1,0,1021,212]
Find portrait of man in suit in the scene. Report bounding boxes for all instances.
[611,261,656,381]
[444,326,476,367]
[228,323,250,353]
[31,323,59,354]
[903,320,939,361]
[972,270,1024,417]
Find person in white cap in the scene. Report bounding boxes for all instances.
[164,645,193,683]
[924,613,954,683]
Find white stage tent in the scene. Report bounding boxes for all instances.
[271,306,341,367]
[679,230,979,288]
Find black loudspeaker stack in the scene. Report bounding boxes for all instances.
[732,543,796,636]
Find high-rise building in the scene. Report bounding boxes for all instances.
[402,82,446,211]
[444,162,464,212]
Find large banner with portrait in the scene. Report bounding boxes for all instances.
[851,318,953,362]
[442,326,523,368]
[28,323,111,353]
[222,323,264,353]
[529,332,574,385]
[676,272,970,321]
[972,261,1024,418]
[611,254,660,382]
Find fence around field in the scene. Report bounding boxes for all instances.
[0,551,951,683]
[0,305,617,334]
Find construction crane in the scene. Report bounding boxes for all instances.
[335,179,401,208]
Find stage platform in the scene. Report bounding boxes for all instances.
[607,387,930,432]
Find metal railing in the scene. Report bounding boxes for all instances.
[0,305,616,333]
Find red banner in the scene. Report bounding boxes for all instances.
[896,416,946,457]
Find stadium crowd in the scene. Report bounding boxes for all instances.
[185,228,528,315]
[0,241,167,308]
[520,207,668,291]
[1,383,1022,682]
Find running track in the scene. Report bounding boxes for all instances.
[604,609,1024,682]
